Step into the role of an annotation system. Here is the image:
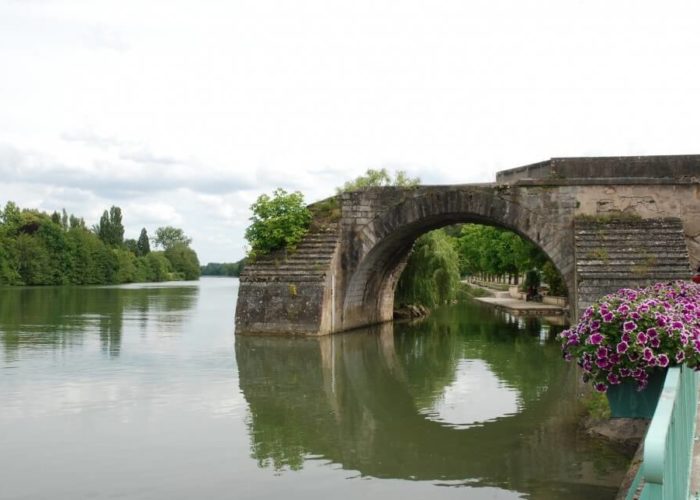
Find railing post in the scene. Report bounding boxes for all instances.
[631,365,698,500]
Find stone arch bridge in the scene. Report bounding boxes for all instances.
[236,155,700,335]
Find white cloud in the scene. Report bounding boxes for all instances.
[1,0,700,263]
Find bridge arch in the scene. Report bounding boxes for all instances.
[339,187,575,331]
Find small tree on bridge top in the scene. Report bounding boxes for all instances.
[337,168,420,193]
[245,188,312,259]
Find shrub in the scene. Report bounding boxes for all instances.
[245,189,311,258]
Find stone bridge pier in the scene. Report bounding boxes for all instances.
[236,155,700,336]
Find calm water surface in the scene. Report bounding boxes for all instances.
[0,278,629,499]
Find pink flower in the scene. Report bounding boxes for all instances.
[616,341,629,354]
[657,354,670,368]
[624,321,637,332]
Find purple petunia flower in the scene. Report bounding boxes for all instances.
[636,332,648,345]
[643,348,654,362]
[607,373,621,385]
[616,341,629,354]
[646,328,658,338]
[589,333,604,345]
[624,321,637,332]
[650,337,661,349]
[594,383,608,393]
[657,354,670,368]
[596,347,608,359]
[676,351,685,363]
[602,312,614,323]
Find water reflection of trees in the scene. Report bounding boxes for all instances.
[0,285,198,358]
[237,303,627,498]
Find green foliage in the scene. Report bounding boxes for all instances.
[455,282,491,301]
[245,189,312,258]
[455,224,546,279]
[165,243,201,280]
[542,261,567,296]
[581,390,611,420]
[96,206,125,247]
[308,197,341,224]
[337,168,420,193]
[524,269,541,290]
[153,226,192,250]
[201,260,246,277]
[137,228,151,256]
[144,252,172,281]
[395,230,461,308]
[0,201,200,286]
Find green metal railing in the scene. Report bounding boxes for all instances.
[626,365,698,500]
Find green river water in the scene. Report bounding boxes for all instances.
[0,278,629,499]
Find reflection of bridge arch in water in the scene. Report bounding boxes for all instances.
[236,308,625,495]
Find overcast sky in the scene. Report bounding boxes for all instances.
[2,0,699,263]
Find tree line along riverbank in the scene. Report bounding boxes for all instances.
[0,201,200,286]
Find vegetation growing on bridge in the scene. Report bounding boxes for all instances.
[0,201,200,285]
[245,188,312,259]
[337,168,420,193]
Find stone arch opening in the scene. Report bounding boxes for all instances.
[340,189,574,331]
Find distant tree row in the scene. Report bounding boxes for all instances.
[454,224,567,295]
[0,201,200,286]
[200,259,246,277]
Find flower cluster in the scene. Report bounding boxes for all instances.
[561,281,700,393]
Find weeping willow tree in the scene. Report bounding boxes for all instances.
[395,230,461,308]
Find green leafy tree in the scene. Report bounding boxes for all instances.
[337,168,420,193]
[136,228,151,256]
[114,248,138,283]
[96,206,125,247]
[145,252,172,281]
[109,206,124,246]
[124,239,138,254]
[245,189,311,258]
[153,226,192,250]
[97,210,111,243]
[395,230,461,307]
[165,243,201,280]
[542,260,568,296]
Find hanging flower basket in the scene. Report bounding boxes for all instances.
[561,281,700,418]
